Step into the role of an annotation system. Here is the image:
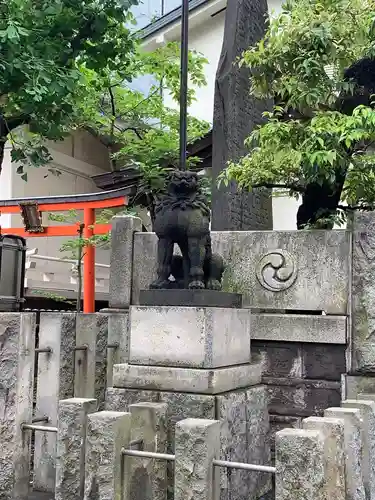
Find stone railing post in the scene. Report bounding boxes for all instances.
[84,410,131,500]
[109,215,142,310]
[129,402,168,500]
[174,418,220,500]
[55,398,97,500]
[74,313,98,399]
[34,312,76,492]
[0,313,36,500]
[325,407,366,499]
[275,428,325,500]
[342,399,375,500]
[303,416,345,500]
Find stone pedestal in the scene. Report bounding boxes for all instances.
[106,305,271,500]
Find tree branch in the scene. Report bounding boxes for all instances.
[122,127,143,140]
[0,114,30,137]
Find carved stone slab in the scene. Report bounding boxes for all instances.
[132,230,351,314]
[211,0,273,231]
[351,211,375,373]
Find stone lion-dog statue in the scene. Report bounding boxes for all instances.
[150,170,224,290]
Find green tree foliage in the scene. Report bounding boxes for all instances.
[0,0,139,178]
[221,0,375,228]
[79,41,210,217]
[0,1,210,209]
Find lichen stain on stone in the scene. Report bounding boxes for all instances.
[87,475,99,500]
[130,466,152,500]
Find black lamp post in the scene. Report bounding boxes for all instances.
[179,0,189,171]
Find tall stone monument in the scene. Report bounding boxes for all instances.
[211,0,273,231]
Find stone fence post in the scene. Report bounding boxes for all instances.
[275,428,325,500]
[129,402,168,500]
[174,418,221,500]
[109,215,142,310]
[55,398,97,500]
[84,410,131,500]
[302,416,345,500]
[34,312,76,492]
[0,313,36,500]
[325,407,366,499]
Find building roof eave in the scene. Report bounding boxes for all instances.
[138,0,213,40]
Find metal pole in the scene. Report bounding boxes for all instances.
[122,449,175,461]
[213,459,276,474]
[22,423,58,433]
[179,0,189,171]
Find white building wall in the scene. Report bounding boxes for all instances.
[142,0,300,230]
[3,130,112,271]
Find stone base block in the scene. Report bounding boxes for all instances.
[139,289,243,308]
[112,362,261,394]
[342,374,375,399]
[251,314,347,344]
[129,305,251,368]
[106,384,271,500]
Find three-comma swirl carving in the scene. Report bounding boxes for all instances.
[255,250,297,292]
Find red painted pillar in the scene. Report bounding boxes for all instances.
[83,207,95,313]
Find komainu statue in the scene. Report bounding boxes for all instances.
[150,170,224,290]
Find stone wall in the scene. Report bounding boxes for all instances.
[0,311,109,497]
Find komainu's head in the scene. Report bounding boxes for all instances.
[167,170,199,195]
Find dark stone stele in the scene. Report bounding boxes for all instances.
[139,289,242,308]
[211,0,273,231]
[147,169,242,307]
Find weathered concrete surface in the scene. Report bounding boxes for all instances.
[251,314,347,344]
[351,211,375,373]
[129,403,168,500]
[342,400,375,500]
[34,313,76,493]
[109,215,142,309]
[113,362,261,394]
[254,341,346,381]
[342,375,375,399]
[132,230,350,313]
[105,388,216,449]
[269,415,302,457]
[175,419,221,500]
[303,417,345,500]
[129,306,251,368]
[218,385,271,500]
[55,398,97,500]
[211,0,272,232]
[264,377,341,417]
[84,411,131,500]
[275,428,325,500]
[74,313,97,399]
[106,386,271,500]
[0,313,36,500]
[325,407,366,500]
[96,314,109,410]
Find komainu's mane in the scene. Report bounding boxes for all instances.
[155,179,210,216]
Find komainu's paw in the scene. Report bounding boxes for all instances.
[150,279,171,290]
[188,280,205,290]
[206,279,221,291]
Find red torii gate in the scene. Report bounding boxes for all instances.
[0,187,134,313]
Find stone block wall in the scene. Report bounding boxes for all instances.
[253,340,346,454]
[0,311,110,497]
[110,218,351,451]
